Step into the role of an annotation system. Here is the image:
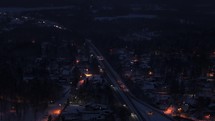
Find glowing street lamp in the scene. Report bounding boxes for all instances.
[76,60,80,64]
[204,114,210,120]
[85,68,89,72]
[177,108,182,113]
[52,109,61,115]
[208,73,214,77]
[164,106,175,115]
[85,73,92,77]
[149,71,153,76]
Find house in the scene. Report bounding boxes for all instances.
[61,104,112,121]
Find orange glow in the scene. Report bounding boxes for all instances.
[178,108,182,113]
[208,73,214,77]
[204,114,210,119]
[164,106,174,115]
[53,109,61,115]
[85,74,92,77]
[179,114,188,118]
[79,80,85,85]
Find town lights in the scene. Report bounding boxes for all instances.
[208,73,214,77]
[85,74,92,77]
[53,109,61,115]
[164,106,175,115]
[147,111,153,116]
[131,113,137,119]
[178,108,182,113]
[76,60,80,64]
[149,71,153,76]
[204,114,210,120]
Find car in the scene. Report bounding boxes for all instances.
[147,111,153,116]
[97,56,104,60]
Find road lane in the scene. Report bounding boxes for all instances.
[86,39,175,121]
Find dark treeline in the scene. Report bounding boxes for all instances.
[0,57,62,105]
[0,22,77,108]
[0,0,215,8]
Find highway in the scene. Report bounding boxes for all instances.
[86,39,175,121]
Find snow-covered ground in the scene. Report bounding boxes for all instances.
[1,85,71,121]
[39,85,71,121]
[132,99,173,121]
